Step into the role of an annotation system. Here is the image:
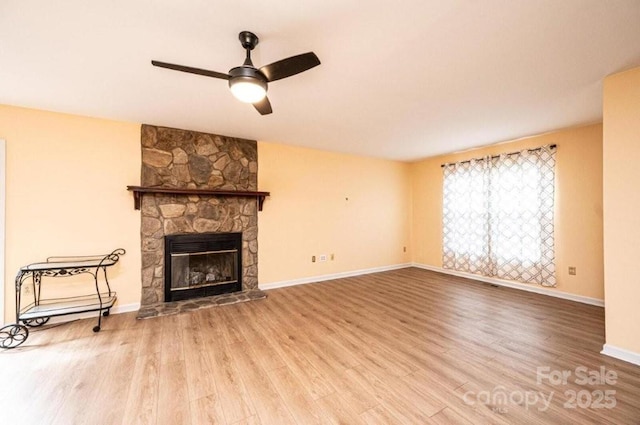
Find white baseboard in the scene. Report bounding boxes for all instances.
[412,263,604,307]
[601,344,640,366]
[259,263,412,291]
[47,302,140,325]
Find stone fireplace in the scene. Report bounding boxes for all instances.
[137,125,264,315]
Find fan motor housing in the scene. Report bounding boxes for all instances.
[228,66,268,89]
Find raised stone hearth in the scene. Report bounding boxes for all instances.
[137,289,266,319]
[138,124,262,316]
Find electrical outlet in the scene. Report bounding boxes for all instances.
[312,255,316,263]
[24,285,32,294]
[330,253,335,261]
[568,266,577,275]
[319,254,327,262]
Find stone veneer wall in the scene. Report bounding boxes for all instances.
[139,125,258,306]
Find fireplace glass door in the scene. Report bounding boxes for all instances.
[164,232,242,302]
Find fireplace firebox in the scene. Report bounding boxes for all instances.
[164,232,242,302]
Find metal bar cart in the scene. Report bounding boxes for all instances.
[0,248,125,349]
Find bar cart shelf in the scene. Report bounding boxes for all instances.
[0,248,125,349]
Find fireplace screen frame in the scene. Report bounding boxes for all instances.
[164,232,242,302]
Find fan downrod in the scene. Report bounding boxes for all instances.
[239,31,259,51]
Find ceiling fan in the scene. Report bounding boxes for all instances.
[152,31,320,115]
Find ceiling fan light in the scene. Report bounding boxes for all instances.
[229,77,267,103]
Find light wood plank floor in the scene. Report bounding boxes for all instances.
[2,268,640,424]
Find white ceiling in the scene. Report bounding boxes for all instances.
[2,1,640,161]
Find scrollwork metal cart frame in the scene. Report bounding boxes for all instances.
[0,248,125,349]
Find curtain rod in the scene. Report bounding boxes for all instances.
[440,144,557,168]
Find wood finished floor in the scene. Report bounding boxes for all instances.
[2,268,640,424]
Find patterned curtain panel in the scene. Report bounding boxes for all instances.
[442,145,556,286]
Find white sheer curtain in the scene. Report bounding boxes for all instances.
[442,145,556,286]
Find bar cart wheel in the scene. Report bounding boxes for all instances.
[22,317,50,327]
[93,326,100,333]
[102,310,110,317]
[0,324,29,349]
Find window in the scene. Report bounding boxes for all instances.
[442,145,556,286]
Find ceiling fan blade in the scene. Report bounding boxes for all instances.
[259,52,320,82]
[253,97,273,115]
[151,60,230,80]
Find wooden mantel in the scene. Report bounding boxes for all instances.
[127,186,270,211]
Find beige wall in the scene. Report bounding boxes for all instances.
[603,67,640,354]
[410,124,604,300]
[0,105,141,322]
[0,105,413,320]
[0,104,608,323]
[257,142,412,284]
